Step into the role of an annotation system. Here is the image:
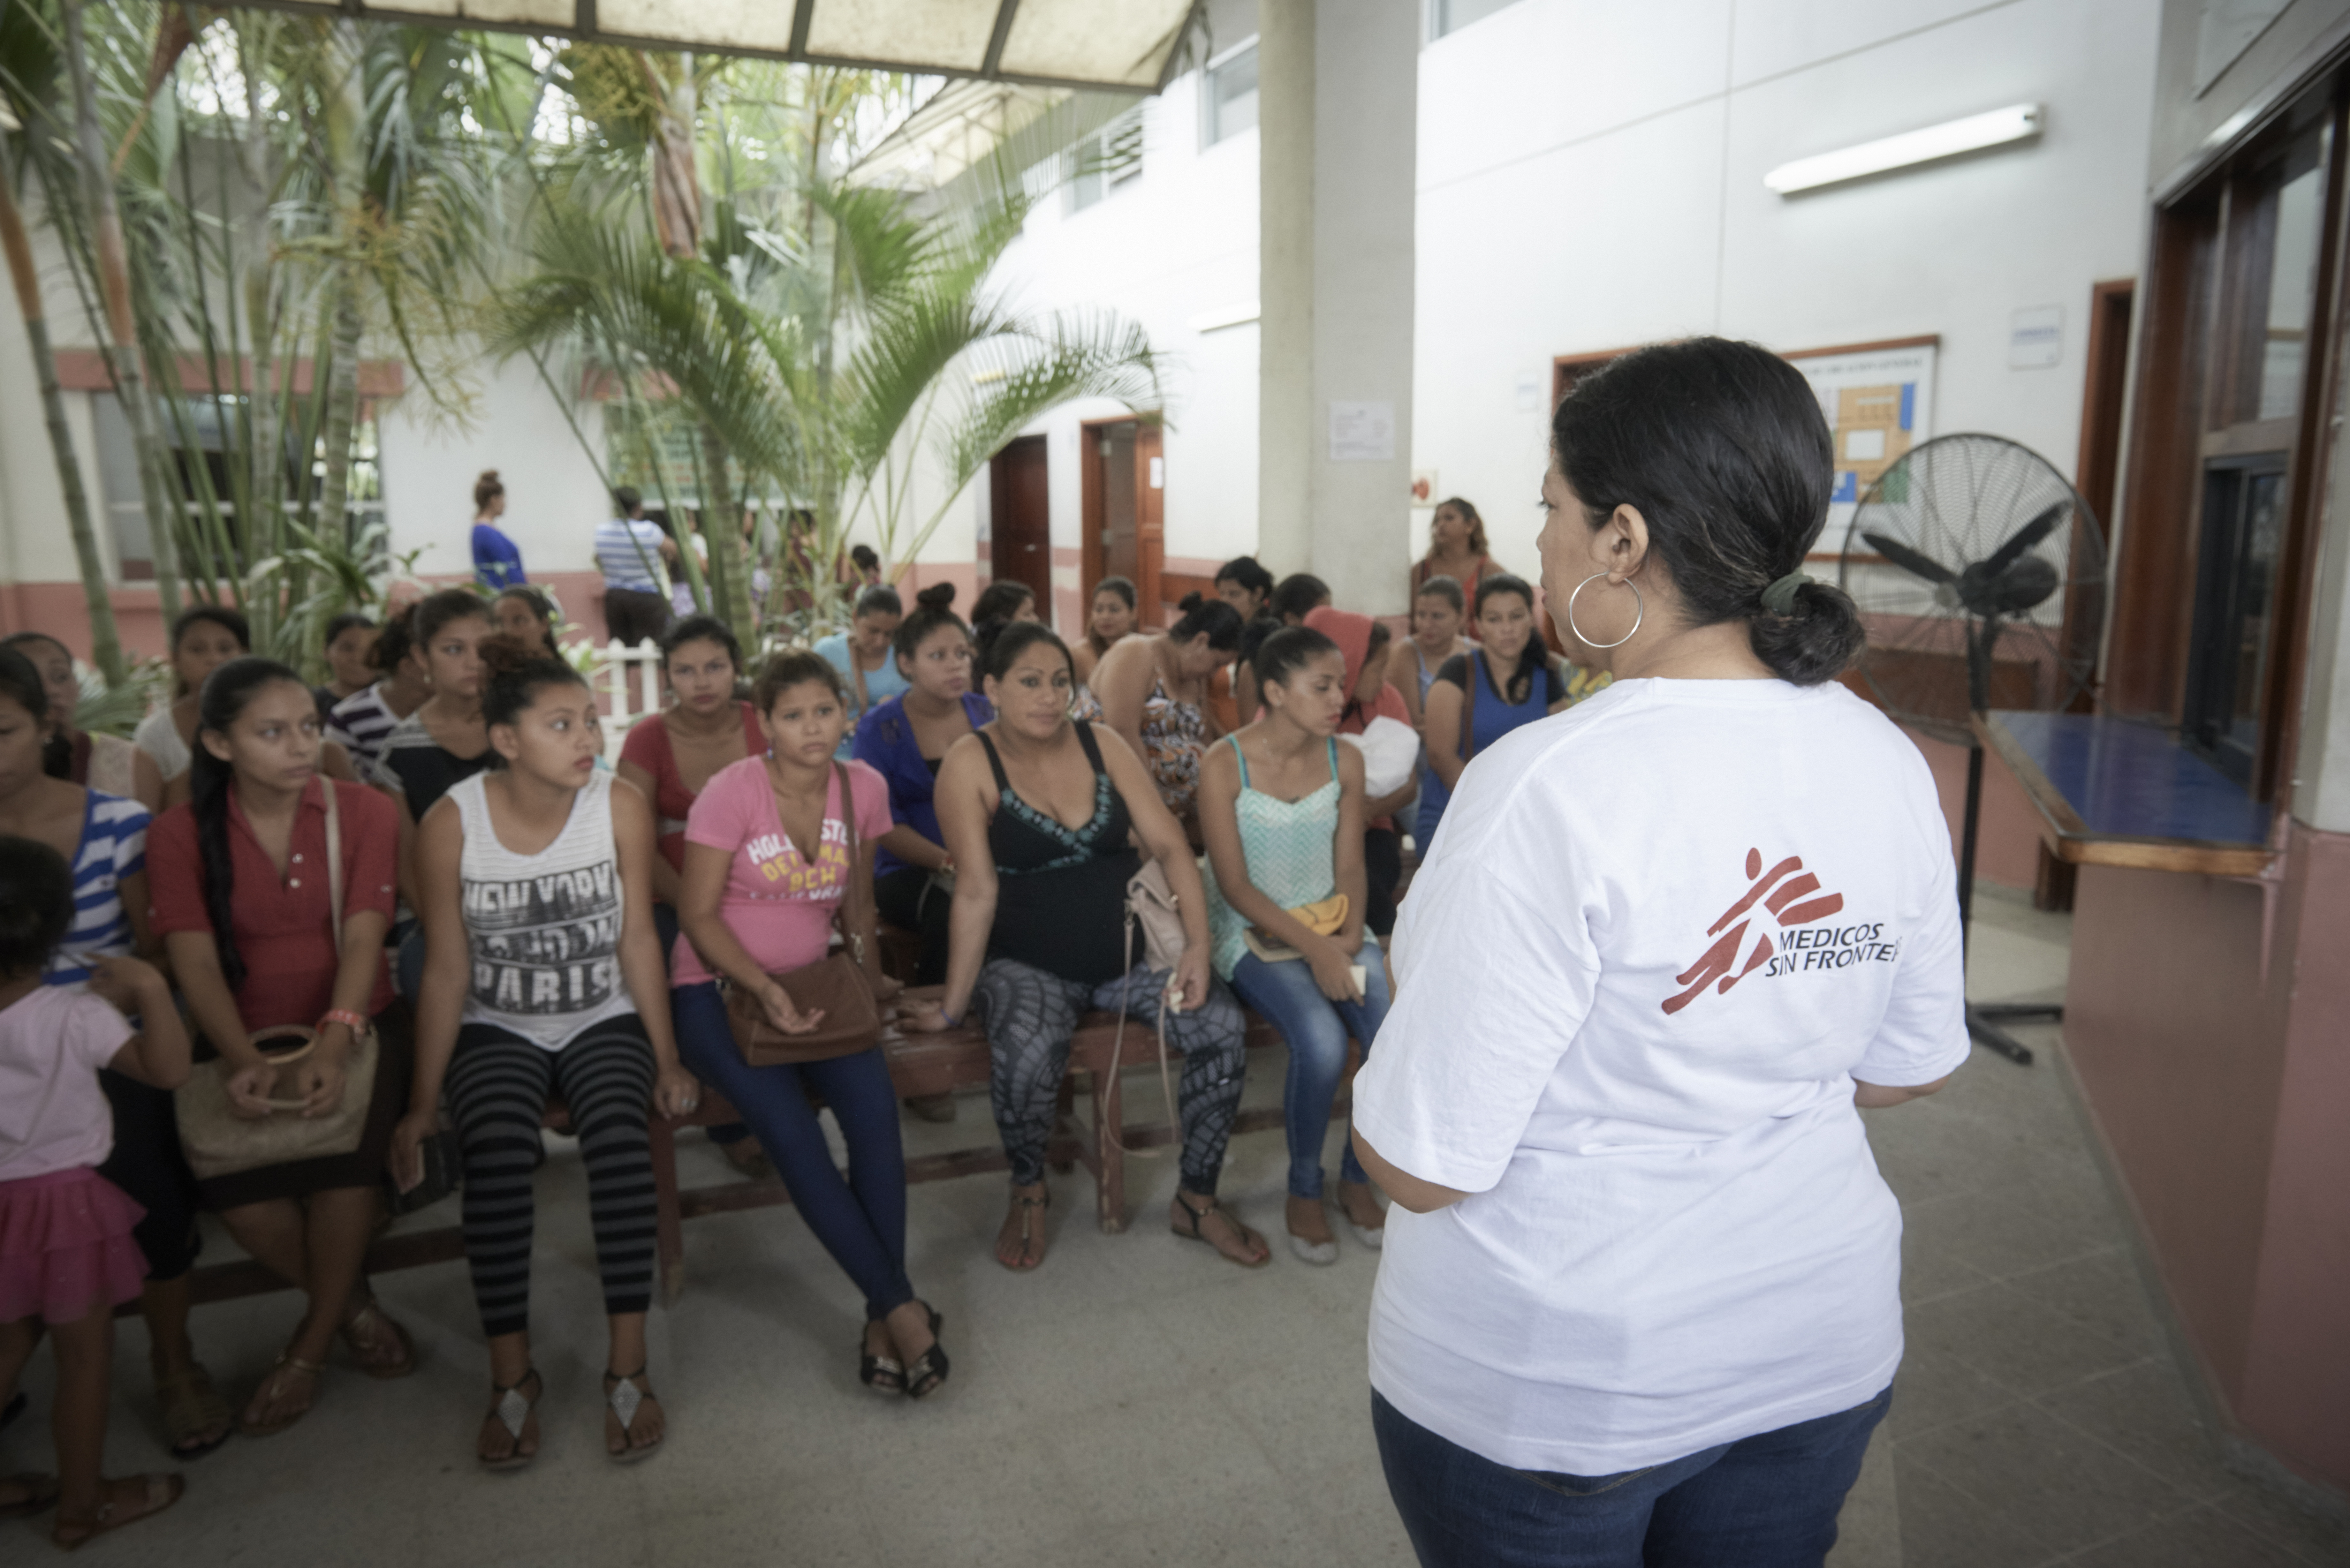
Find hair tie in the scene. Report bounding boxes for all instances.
[1760,571,1812,616]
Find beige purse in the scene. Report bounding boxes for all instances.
[176,783,378,1182]
[1100,855,1191,1158]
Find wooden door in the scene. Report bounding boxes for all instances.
[1081,416,1164,627]
[989,435,1052,611]
[1134,422,1164,622]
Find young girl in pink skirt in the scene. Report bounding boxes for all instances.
[0,835,193,1549]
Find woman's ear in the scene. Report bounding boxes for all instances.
[1596,503,1651,583]
[488,722,522,765]
[198,727,234,765]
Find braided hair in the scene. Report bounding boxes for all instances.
[190,657,310,992]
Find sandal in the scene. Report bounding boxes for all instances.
[154,1363,232,1460]
[859,1323,906,1396]
[603,1368,664,1465]
[478,1367,542,1473]
[339,1298,417,1380]
[1171,1192,1271,1269]
[998,1190,1050,1272]
[0,1472,59,1519]
[52,1474,183,1552]
[235,1351,322,1437]
[904,1305,950,1401]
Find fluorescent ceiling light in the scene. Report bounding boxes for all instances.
[1764,103,2043,195]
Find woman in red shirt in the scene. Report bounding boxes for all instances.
[615,615,769,1174]
[147,658,417,1437]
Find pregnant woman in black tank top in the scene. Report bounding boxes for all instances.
[903,622,1267,1272]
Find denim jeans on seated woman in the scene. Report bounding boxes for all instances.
[670,981,913,1322]
[1371,1385,1891,1568]
[1228,948,1390,1199]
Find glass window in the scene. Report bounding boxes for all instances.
[1065,107,1143,214]
[1431,0,1524,40]
[2186,456,2287,783]
[1205,42,1257,146]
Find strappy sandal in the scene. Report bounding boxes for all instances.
[478,1367,542,1473]
[999,1190,1049,1272]
[52,1474,183,1552]
[904,1305,950,1401]
[339,1298,417,1379]
[0,1472,59,1519]
[1171,1192,1271,1269]
[859,1323,906,1396]
[235,1351,323,1437]
[154,1363,232,1460]
[603,1368,664,1465]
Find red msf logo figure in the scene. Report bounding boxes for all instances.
[1662,848,1846,1016]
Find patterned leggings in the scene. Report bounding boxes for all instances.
[976,958,1248,1194]
[443,1017,658,1338]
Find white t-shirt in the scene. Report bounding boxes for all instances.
[1353,676,1968,1476]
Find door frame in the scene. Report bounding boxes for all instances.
[988,433,1052,612]
[1080,413,1165,626]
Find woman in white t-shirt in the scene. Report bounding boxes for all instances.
[1352,337,1969,1568]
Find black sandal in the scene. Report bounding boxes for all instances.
[904,1305,950,1401]
[859,1323,906,1396]
[1000,1189,1049,1272]
[603,1367,664,1465]
[1171,1191,1271,1269]
[479,1367,541,1472]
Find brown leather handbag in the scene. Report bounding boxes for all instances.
[724,763,888,1066]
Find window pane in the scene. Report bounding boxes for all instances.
[1433,0,1523,39]
[2258,162,2323,419]
[89,393,153,581]
[1208,45,1256,144]
[2225,470,2286,760]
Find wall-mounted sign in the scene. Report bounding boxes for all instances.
[2009,305,2063,369]
[1330,400,1396,462]
[1783,336,1938,543]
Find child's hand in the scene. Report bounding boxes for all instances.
[86,955,167,1014]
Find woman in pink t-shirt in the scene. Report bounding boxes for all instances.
[671,651,948,1401]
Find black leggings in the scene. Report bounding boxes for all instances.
[443,1016,658,1338]
[874,866,953,986]
[1364,826,1402,938]
[97,1069,201,1281]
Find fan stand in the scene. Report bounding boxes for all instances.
[1957,617,2057,1067]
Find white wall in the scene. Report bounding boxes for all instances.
[1415,0,2162,571]
[375,353,614,581]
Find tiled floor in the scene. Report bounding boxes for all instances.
[4,888,2345,1565]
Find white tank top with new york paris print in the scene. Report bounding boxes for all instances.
[449,771,633,1050]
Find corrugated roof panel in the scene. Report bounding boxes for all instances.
[996,0,1193,88]
[599,0,799,52]
[804,0,997,72]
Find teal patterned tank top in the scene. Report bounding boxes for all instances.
[1204,735,1343,981]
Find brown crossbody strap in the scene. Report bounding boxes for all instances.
[771,761,881,985]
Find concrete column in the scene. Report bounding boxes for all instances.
[1257,0,1417,613]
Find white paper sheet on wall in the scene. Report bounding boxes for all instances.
[1330,401,1396,462]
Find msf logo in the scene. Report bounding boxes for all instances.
[1662,848,1846,1016]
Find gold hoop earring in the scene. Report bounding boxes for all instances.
[1565,572,1644,650]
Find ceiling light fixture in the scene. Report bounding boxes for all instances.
[1764,103,2043,196]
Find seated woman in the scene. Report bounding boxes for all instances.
[314,613,379,725]
[854,585,990,990]
[325,608,430,783]
[147,658,418,1435]
[671,652,948,1399]
[1235,575,1332,725]
[1386,575,1472,736]
[617,616,769,1176]
[1071,577,1138,688]
[4,631,164,810]
[815,584,907,754]
[1200,627,1392,1266]
[134,607,251,803]
[1305,607,1418,937]
[1417,573,1573,850]
[0,649,227,1459]
[390,637,697,1469]
[971,580,1039,630]
[492,587,559,655]
[1093,592,1242,834]
[904,622,1266,1272]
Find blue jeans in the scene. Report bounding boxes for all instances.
[671,983,913,1321]
[1228,949,1390,1198]
[1372,1385,1891,1568]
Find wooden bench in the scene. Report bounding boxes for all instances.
[177,1004,1342,1309]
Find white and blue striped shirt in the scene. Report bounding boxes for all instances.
[44,790,150,990]
[594,516,669,594]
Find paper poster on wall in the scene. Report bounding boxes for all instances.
[1784,337,1937,544]
[1330,401,1396,462]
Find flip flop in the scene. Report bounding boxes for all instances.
[235,1353,323,1438]
[52,1474,183,1552]
[0,1472,59,1519]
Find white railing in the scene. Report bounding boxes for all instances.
[590,638,666,758]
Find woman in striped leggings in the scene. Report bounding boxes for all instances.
[391,637,698,1470]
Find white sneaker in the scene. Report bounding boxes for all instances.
[1288,1232,1339,1266]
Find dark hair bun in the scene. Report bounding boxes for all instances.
[476,633,540,678]
[915,583,957,609]
[479,469,498,483]
[1749,580,1866,686]
[1178,590,1204,614]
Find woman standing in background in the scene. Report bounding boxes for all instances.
[471,471,526,591]
[1412,497,1502,604]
